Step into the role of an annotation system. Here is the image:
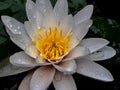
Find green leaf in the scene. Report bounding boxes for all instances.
[0,1,11,10]
[0,39,21,60]
[71,0,87,7]
[0,21,3,30]
[0,36,7,45]
[0,36,7,59]
[50,0,57,7]
[10,0,23,12]
[13,10,26,22]
[0,21,8,37]
[91,16,120,42]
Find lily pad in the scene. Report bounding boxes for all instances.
[0,36,7,45]
[0,2,11,10]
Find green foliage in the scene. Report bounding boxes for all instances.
[70,0,87,7]
[0,1,11,10]
[50,0,57,7]
[91,16,120,42]
[0,36,7,45]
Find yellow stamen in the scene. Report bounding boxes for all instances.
[33,26,72,61]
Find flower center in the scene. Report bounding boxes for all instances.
[33,26,72,61]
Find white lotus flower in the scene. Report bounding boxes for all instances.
[1,0,116,90]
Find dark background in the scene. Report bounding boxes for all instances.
[89,0,120,22]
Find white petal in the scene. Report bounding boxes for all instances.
[76,59,114,82]
[10,51,37,67]
[35,56,52,66]
[74,5,93,26]
[41,55,65,65]
[68,20,92,50]
[1,16,24,34]
[30,66,55,90]
[24,21,38,40]
[24,21,33,39]
[6,27,32,50]
[9,33,31,50]
[86,46,116,61]
[53,60,77,74]
[25,45,39,58]
[0,58,32,77]
[1,16,32,50]
[68,33,80,50]
[79,38,109,53]
[44,11,58,29]
[73,20,92,41]
[63,46,90,62]
[54,0,68,22]
[18,71,34,90]
[26,0,43,29]
[59,15,73,36]
[36,0,53,15]
[53,71,77,90]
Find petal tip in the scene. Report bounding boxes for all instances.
[86,5,94,12]
[111,47,116,57]
[85,4,94,14]
[97,38,109,43]
[95,68,114,82]
[95,38,110,45]
[1,15,9,23]
[87,5,94,9]
[105,46,116,60]
[102,74,114,82]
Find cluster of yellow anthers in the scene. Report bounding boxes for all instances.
[33,26,72,60]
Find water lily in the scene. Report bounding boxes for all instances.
[1,0,116,90]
